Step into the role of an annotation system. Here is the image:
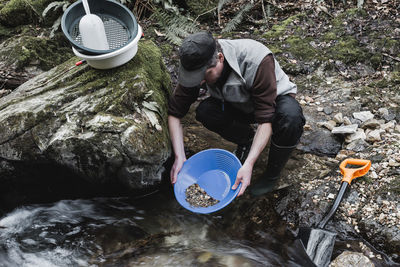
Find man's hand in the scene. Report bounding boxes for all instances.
[170,157,186,184]
[231,163,253,196]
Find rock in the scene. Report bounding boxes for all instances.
[343,116,352,125]
[383,113,396,122]
[353,111,374,122]
[332,124,358,134]
[395,125,400,133]
[0,40,172,190]
[333,113,344,124]
[345,129,366,143]
[329,251,374,267]
[0,29,73,90]
[0,0,55,27]
[378,108,389,117]
[305,96,314,103]
[324,106,333,115]
[318,120,336,130]
[345,139,369,152]
[381,121,395,132]
[360,119,380,129]
[298,129,342,157]
[366,130,382,142]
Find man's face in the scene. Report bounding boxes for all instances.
[203,53,224,85]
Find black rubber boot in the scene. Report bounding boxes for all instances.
[250,141,296,196]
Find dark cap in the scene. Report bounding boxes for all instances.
[178,32,216,87]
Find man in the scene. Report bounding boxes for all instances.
[168,32,305,196]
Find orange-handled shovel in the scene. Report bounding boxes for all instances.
[298,158,371,267]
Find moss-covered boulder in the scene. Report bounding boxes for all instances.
[0,0,55,27]
[0,27,73,89]
[0,40,172,190]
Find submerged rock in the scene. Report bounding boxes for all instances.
[329,251,374,267]
[0,40,172,190]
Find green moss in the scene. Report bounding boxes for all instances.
[286,36,320,62]
[327,36,370,64]
[12,36,73,70]
[263,14,304,40]
[0,0,54,26]
[0,24,14,41]
[345,8,367,18]
[322,32,337,42]
[368,72,400,89]
[159,43,173,58]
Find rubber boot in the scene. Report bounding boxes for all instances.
[250,141,296,196]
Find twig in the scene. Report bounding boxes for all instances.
[261,0,268,26]
[383,53,400,62]
[194,7,217,23]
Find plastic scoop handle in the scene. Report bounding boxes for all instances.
[339,158,371,184]
[82,0,91,14]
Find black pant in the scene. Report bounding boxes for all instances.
[195,95,305,147]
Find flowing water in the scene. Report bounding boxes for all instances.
[0,190,315,267]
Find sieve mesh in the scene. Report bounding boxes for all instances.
[70,14,130,50]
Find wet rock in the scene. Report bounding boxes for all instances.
[332,124,358,134]
[0,41,172,190]
[329,251,374,267]
[353,111,374,122]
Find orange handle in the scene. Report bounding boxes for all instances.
[339,158,371,184]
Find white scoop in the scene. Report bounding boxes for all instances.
[79,0,109,51]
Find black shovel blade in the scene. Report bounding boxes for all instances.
[298,227,337,267]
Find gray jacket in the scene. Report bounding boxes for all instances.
[207,39,297,113]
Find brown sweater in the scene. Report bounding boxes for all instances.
[168,54,294,123]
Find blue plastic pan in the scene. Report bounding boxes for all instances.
[174,149,242,214]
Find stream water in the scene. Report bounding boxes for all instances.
[0,189,315,267]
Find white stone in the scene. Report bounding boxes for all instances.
[370,171,378,179]
[378,107,389,116]
[345,129,366,143]
[361,119,381,129]
[333,113,344,124]
[329,251,374,267]
[332,124,358,134]
[343,116,352,125]
[319,120,337,130]
[353,111,374,122]
[366,129,382,142]
[381,121,395,132]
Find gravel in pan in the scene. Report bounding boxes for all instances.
[185,183,220,208]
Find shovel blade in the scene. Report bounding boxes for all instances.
[298,227,337,267]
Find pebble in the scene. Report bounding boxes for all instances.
[323,106,333,115]
[332,124,358,134]
[353,111,374,122]
[333,113,344,124]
